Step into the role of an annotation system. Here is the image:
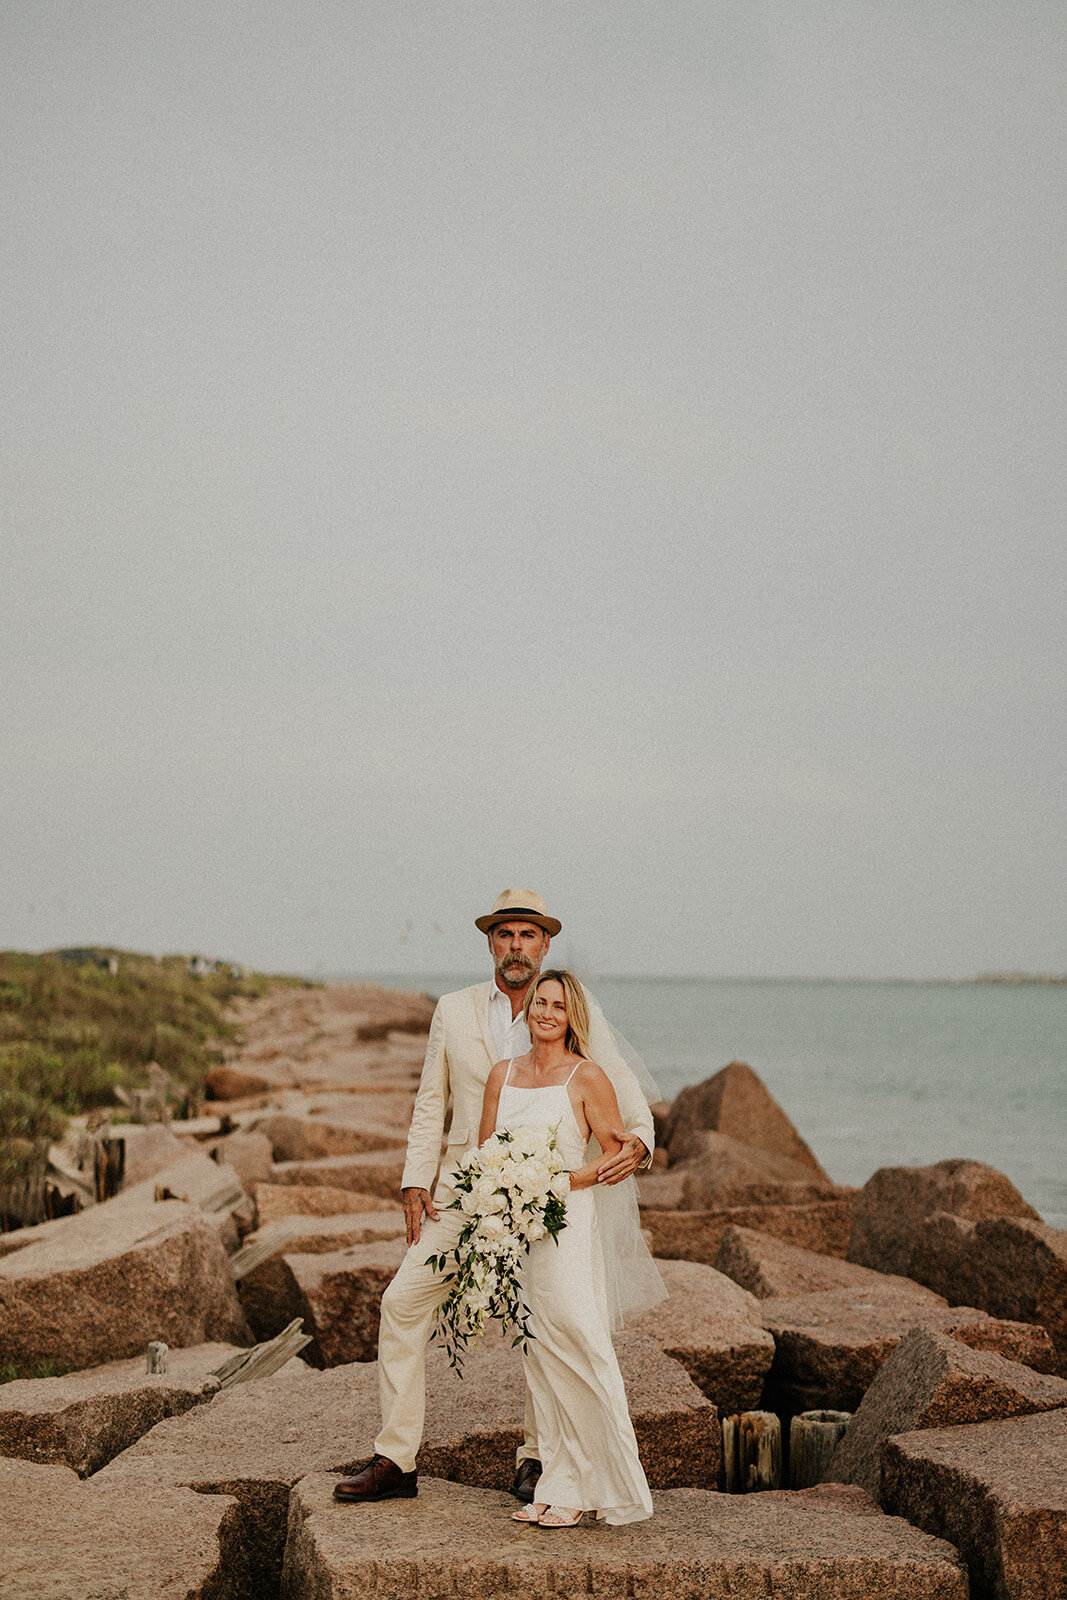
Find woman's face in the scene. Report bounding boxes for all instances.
[529,979,568,1045]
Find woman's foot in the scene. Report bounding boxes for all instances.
[511,1502,547,1524]
[536,1505,597,1528]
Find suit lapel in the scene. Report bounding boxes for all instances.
[473,980,498,1068]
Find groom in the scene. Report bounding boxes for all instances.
[333,888,655,1505]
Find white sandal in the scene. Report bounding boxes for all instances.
[511,1502,547,1524]
[535,1506,599,1528]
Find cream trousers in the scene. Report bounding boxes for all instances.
[374,1194,539,1474]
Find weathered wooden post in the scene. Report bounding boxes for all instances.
[722,1411,782,1492]
[789,1410,851,1488]
[93,1134,125,1201]
[146,1341,169,1374]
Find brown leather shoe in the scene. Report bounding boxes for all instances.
[333,1455,418,1502]
[511,1458,542,1503]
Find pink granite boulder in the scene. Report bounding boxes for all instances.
[848,1158,1040,1278]
[662,1061,830,1181]
[0,1455,247,1599]
[0,1200,251,1375]
[883,1406,1067,1600]
[627,1258,775,1416]
[826,1325,1067,1501]
[641,1198,853,1265]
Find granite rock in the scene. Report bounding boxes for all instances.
[910,1212,1067,1374]
[237,1220,406,1345]
[252,1111,407,1162]
[0,1455,247,1600]
[0,1341,244,1476]
[673,1131,836,1209]
[0,1201,251,1375]
[282,1475,969,1600]
[715,1224,935,1300]
[848,1158,1040,1279]
[253,1180,403,1226]
[209,1129,275,1191]
[281,1238,409,1365]
[418,1330,721,1490]
[269,1150,406,1199]
[641,1199,853,1264]
[627,1258,775,1416]
[826,1325,1067,1500]
[663,1061,830,1182]
[757,1281,1041,1414]
[883,1406,1067,1600]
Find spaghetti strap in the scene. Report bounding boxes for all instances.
[504,1058,514,1086]
[563,1059,586,1087]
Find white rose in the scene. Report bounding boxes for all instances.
[459,1188,480,1215]
[550,1171,571,1198]
[477,1213,506,1242]
[526,1218,546,1242]
[514,1158,550,1197]
[473,1175,507,1213]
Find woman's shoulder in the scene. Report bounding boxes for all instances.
[572,1056,610,1089]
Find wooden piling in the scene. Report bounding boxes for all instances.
[789,1410,852,1488]
[722,1411,782,1492]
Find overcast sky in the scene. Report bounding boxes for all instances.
[2,2,1064,980]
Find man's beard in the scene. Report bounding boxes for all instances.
[496,955,536,990]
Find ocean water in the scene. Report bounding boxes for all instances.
[350,973,1066,1227]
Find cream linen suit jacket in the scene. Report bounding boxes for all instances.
[400,979,655,1197]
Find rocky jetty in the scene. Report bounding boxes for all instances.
[1,979,1064,1599]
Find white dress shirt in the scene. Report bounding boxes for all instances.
[488,983,531,1063]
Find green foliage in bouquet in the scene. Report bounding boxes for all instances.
[426,1125,570,1374]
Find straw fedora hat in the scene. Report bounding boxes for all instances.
[474,888,562,937]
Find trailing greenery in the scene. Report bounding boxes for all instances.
[0,949,311,1186]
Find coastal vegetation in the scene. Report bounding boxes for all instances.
[0,948,310,1187]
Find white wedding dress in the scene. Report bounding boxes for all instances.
[497,1062,653,1525]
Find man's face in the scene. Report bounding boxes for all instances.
[489,921,549,991]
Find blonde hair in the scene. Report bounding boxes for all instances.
[522,969,592,1060]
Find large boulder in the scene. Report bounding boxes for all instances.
[641,1198,853,1265]
[662,1062,829,1181]
[95,1361,381,1600]
[826,1326,1067,1500]
[671,1131,836,1210]
[209,1129,275,1191]
[626,1258,775,1416]
[758,1282,1047,1415]
[0,1342,246,1476]
[848,1158,1040,1278]
[417,1330,722,1490]
[236,1217,406,1344]
[253,1181,402,1227]
[104,1120,187,1185]
[883,1407,1067,1600]
[0,1198,251,1375]
[283,1476,969,1599]
[908,1213,1067,1375]
[269,1151,406,1199]
[0,1456,247,1600]
[252,1112,407,1162]
[276,1239,410,1364]
[715,1225,937,1301]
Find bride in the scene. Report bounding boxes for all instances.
[477,968,663,1528]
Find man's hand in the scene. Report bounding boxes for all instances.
[596,1133,649,1186]
[402,1186,439,1246]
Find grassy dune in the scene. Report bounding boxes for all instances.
[0,949,310,1186]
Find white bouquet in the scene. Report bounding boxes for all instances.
[426,1124,570,1374]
